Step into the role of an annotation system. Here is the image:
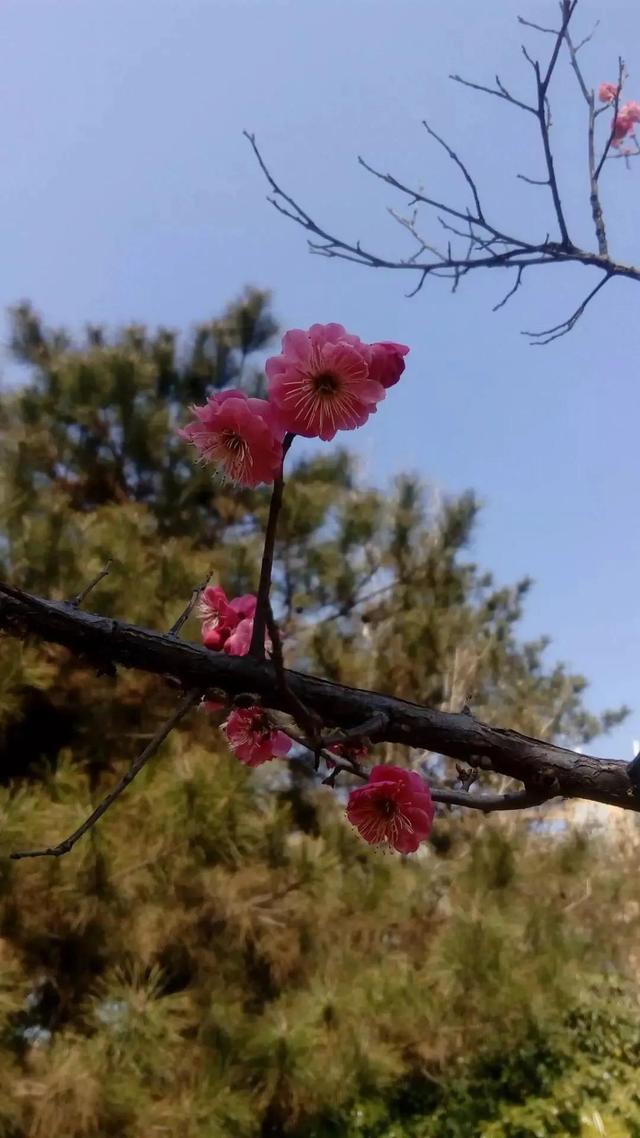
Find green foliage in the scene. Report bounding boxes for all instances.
[0,291,636,1136]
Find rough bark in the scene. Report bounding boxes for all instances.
[1,580,637,814]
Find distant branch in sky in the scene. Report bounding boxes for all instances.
[247,0,640,344]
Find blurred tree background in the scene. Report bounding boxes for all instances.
[0,290,639,1137]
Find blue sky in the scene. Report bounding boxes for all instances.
[1,0,639,758]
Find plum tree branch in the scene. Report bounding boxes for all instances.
[246,0,640,343]
[1,579,638,816]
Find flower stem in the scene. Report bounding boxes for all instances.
[250,433,293,659]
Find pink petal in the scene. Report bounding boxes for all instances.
[224,618,253,656]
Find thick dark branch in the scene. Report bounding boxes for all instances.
[1,581,638,815]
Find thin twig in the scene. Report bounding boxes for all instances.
[595,57,626,181]
[170,566,214,637]
[323,711,390,746]
[68,561,112,608]
[10,688,201,859]
[524,273,612,344]
[493,266,525,312]
[449,73,536,116]
[250,433,294,659]
[422,118,486,222]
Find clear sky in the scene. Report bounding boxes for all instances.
[1,0,638,759]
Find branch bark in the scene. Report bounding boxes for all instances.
[1,580,637,815]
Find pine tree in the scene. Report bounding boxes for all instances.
[0,292,637,1137]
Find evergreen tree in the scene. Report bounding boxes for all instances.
[0,292,636,1137]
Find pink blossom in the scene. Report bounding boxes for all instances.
[612,102,640,147]
[198,585,257,653]
[623,100,640,123]
[224,617,254,656]
[265,323,385,441]
[223,706,292,767]
[325,740,370,770]
[368,341,410,390]
[346,765,434,854]
[180,390,284,487]
[598,82,620,104]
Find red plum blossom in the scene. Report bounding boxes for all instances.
[180,390,284,487]
[346,765,434,853]
[223,707,292,767]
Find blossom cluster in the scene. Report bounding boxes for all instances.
[180,323,408,486]
[183,321,433,855]
[598,82,640,151]
[196,582,434,853]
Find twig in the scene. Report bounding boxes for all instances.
[430,786,551,812]
[10,688,201,859]
[516,173,550,186]
[524,273,611,344]
[449,73,536,116]
[284,729,368,783]
[170,567,214,637]
[68,561,112,608]
[422,118,486,222]
[493,266,525,312]
[323,711,390,746]
[595,57,626,181]
[250,433,294,659]
[533,29,572,249]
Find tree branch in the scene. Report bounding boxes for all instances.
[10,688,201,859]
[250,433,293,658]
[430,787,551,813]
[1,580,638,815]
[246,0,640,343]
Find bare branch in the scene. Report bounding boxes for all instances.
[430,787,551,813]
[422,118,485,222]
[246,132,640,345]
[10,688,201,859]
[595,57,626,181]
[449,73,536,116]
[243,2,640,342]
[524,273,612,344]
[517,173,550,186]
[492,266,525,312]
[517,16,557,36]
[169,567,213,638]
[69,560,112,608]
